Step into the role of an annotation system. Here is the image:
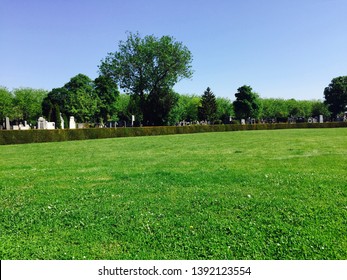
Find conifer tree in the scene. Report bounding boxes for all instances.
[198,87,217,122]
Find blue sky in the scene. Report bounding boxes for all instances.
[1,0,346,100]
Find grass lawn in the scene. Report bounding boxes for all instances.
[0,128,346,260]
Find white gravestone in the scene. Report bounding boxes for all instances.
[69,116,76,129]
[46,122,55,129]
[37,117,47,129]
[37,117,55,129]
[19,121,30,130]
[319,115,323,123]
[60,113,64,129]
[5,117,10,130]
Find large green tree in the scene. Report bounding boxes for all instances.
[64,74,99,123]
[99,32,193,125]
[94,75,119,123]
[143,87,178,125]
[286,99,313,118]
[43,74,99,124]
[0,86,13,121]
[260,98,289,121]
[324,76,347,118]
[198,87,217,122]
[260,98,329,121]
[216,97,234,123]
[114,93,131,123]
[12,88,47,124]
[311,101,330,119]
[233,85,261,120]
[168,94,200,125]
[42,87,69,123]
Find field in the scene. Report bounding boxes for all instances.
[0,128,346,260]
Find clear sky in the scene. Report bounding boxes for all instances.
[1,0,346,100]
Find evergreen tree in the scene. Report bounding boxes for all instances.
[54,104,61,129]
[198,87,217,122]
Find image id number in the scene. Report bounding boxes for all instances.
[192,266,251,276]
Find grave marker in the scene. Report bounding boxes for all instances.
[5,117,10,130]
[60,113,64,129]
[37,117,46,129]
[69,116,76,129]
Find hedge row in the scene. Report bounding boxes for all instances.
[1,122,347,145]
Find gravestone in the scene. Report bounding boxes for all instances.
[37,117,47,129]
[46,122,55,129]
[5,117,10,130]
[19,121,30,130]
[319,115,323,123]
[241,119,246,125]
[69,116,76,129]
[60,113,64,129]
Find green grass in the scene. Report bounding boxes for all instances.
[0,128,346,260]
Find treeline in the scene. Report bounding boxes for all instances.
[0,76,332,128]
[0,87,48,125]
[1,33,346,128]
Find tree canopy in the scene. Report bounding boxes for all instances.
[99,32,193,125]
[324,76,347,118]
[64,74,99,123]
[42,74,121,125]
[42,74,97,123]
[168,94,201,125]
[94,75,120,122]
[233,85,261,120]
[12,88,47,124]
[0,87,13,121]
[216,97,234,123]
[259,98,330,121]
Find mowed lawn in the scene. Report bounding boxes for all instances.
[0,128,346,260]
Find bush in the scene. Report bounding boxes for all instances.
[1,122,347,145]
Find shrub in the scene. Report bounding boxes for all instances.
[1,122,347,145]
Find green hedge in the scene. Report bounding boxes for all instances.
[1,122,347,145]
